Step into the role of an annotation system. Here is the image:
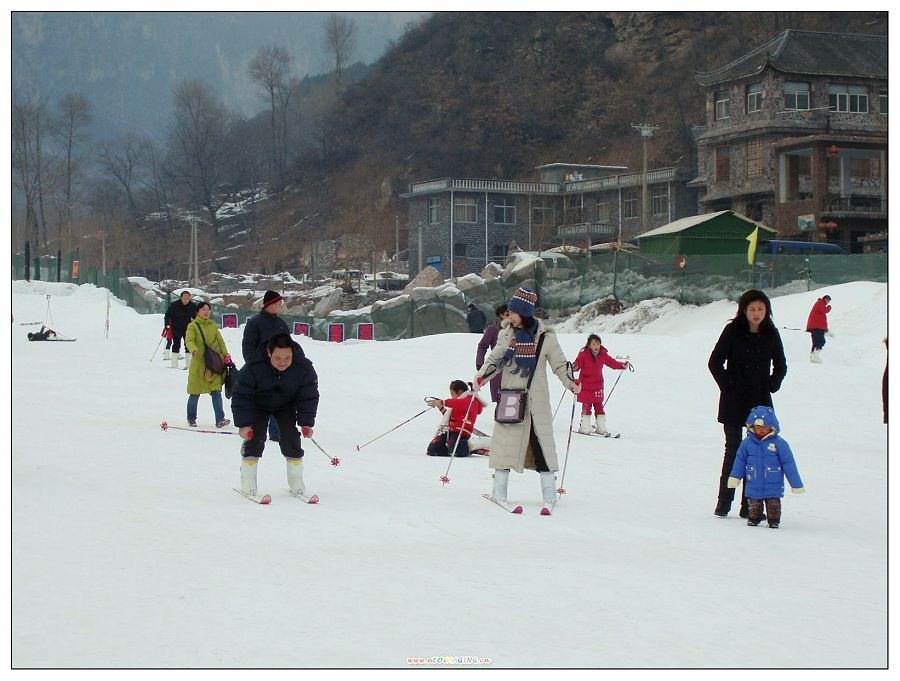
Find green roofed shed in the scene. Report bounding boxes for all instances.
[635,210,776,256]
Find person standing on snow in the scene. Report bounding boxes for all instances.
[474,287,580,507]
[805,294,832,363]
[572,333,629,435]
[242,290,291,442]
[708,289,787,520]
[466,303,488,334]
[476,304,509,403]
[425,380,487,457]
[231,332,319,498]
[184,301,231,428]
[165,290,197,370]
[727,405,805,529]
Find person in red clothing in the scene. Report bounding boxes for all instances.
[805,294,832,363]
[425,380,487,457]
[572,334,629,435]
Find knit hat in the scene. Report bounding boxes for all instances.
[508,287,537,318]
[262,290,283,308]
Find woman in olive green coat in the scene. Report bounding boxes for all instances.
[184,301,231,428]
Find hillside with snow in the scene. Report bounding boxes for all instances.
[11,280,888,668]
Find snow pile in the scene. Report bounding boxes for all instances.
[11,280,888,667]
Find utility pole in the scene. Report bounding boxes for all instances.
[632,123,660,233]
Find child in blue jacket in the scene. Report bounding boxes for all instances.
[727,405,805,528]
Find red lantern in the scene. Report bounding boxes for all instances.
[828,145,840,157]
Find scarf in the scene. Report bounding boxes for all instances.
[499,321,539,378]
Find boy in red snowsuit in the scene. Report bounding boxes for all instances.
[572,334,629,435]
[805,294,832,363]
[425,380,486,456]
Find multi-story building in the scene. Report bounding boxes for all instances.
[690,30,887,252]
[401,162,697,277]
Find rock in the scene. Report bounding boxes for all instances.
[403,266,443,292]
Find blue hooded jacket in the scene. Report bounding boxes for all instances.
[729,406,804,499]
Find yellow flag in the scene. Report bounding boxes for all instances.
[746,226,759,265]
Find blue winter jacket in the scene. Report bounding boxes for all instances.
[729,406,804,499]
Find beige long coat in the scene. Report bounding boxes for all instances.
[476,319,575,473]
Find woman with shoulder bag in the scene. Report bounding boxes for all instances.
[184,301,232,428]
[474,287,580,507]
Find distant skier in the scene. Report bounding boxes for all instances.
[572,333,629,435]
[241,290,291,442]
[727,405,805,529]
[806,294,832,363]
[466,303,487,334]
[165,290,197,370]
[231,332,319,498]
[425,380,488,457]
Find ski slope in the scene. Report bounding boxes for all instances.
[10,280,888,668]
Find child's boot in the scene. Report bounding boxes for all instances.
[746,498,763,526]
[578,414,592,434]
[766,498,782,528]
[594,415,609,436]
[240,457,259,496]
[492,468,510,502]
[810,349,822,363]
[286,457,306,496]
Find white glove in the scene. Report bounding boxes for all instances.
[791,487,806,494]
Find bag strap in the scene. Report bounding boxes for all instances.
[524,332,546,392]
[193,320,208,349]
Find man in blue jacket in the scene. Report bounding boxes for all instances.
[242,290,291,441]
[232,332,319,498]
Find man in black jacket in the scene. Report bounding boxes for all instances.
[241,290,291,441]
[164,290,197,369]
[232,332,319,498]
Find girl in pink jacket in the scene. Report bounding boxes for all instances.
[572,334,629,435]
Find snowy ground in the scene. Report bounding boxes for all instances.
[10,280,888,668]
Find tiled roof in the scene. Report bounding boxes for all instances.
[696,30,887,87]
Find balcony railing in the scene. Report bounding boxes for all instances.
[825,196,887,215]
[564,167,678,192]
[408,178,562,195]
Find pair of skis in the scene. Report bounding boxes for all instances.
[575,431,621,439]
[232,488,319,505]
[480,494,555,516]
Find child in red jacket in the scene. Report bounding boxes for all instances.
[805,294,832,363]
[425,380,487,456]
[573,334,629,435]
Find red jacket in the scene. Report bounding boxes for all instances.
[441,394,484,437]
[573,347,627,404]
[806,298,831,331]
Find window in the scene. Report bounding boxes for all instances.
[715,90,730,120]
[784,81,810,110]
[746,83,762,113]
[879,87,887,114]
[651,185,669,216]
[829,84,868,113]
[454,196,476,223]
[566,194,583,222]
[715,146,730,182]
[428,197,440,224]
[746,138,763,178]
[493,197,516,224]
[622,191,638,219]
[850,158,880,180]
[454,243,468,258]
[492,245,508,261]
[532,196,554,225]
[596,199,610,222]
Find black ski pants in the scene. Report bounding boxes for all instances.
[717,424,747,513]
[241,408,303,459]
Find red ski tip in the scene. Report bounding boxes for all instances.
[513,506,524,514]
[160,421,169,431]
[540,507,552,516]
[330,457,341,466]
[260,494,272,504]
[307,494,319,504]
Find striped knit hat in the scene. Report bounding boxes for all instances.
[508,287,537,318]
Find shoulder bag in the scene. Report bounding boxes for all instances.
[494,333,545,424]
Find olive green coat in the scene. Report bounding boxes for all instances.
[184,316,229,395]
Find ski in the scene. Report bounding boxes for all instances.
[470,449,490,457]
[289,490,320,504]
[575,431,621,439]
[160,421,237,435]
[233,488,272,504]
[481,493,523,514]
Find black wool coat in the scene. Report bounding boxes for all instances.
[164,300,198,337]
[241,310,291,364]
[708,318,787,427]
[231,342,319,429]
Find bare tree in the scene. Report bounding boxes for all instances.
[168,80,231,231]
[97,135,151,216]
[12,92,57,251]
[248,45,294,192]
[54,92,92,251]
[324,13,356,94]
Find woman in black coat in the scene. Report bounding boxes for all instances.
[708,289,787,518]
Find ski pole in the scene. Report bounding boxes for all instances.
[603,360,633,408]
[556,393,578,501]
[440,384,477,485]
[149,336,165,362]
[309,437,341,466]
[781,326,804,331]
[355,400,435,451]
[553,362,575,420]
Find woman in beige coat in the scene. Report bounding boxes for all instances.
[474,287,580,507]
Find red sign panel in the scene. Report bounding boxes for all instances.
[293,322,310,337]
[221,313,239,329]
[328,323,345,343]
[356,322,374,340]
